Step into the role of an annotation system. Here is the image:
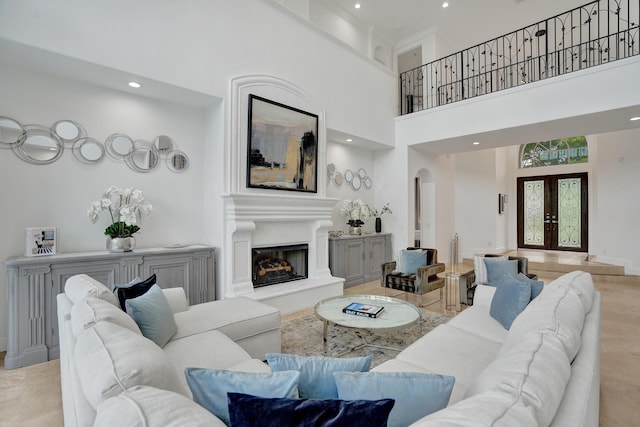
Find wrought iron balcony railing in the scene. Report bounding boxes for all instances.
[399,0,639,115]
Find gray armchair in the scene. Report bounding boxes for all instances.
[460,254,536,305]
[381,248,445,307]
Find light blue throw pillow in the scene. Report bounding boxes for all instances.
[484,258,518,285]
[125,284,177,347]
[490,274,532,329]
[334,371,455,427]
[184,368,300,426]
[401,249,427,275]
[516,272,544,300]
[266,353,372,399]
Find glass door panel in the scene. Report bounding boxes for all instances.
[523,180,545,247]
[557,178,582,248]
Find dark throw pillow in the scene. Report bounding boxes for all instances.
[115,274,156,311]
[227,393,394,427]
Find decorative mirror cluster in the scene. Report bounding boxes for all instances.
[0,116,189,173]
[326,163,371,191]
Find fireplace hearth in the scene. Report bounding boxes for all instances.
[252,244,308,288]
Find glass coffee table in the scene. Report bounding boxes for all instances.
[314,294,421,356]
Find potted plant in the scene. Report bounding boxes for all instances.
[87,186,152,252]
[340,199,373,235]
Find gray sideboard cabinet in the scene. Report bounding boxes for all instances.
[328,233,392,288]
[3,245,215,369]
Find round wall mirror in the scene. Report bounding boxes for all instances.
[72,137,105,164]
[0,116,24,147]
[167,150,189,172]
[105,133,134,159]
[153,135,175,156]
[53,120,84,143]
[126,144,160,173]
[12,126,63,165]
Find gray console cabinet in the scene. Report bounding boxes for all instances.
[329,234,391,288]
[4,245,215,369]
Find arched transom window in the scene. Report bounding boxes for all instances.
[520,136,588,168]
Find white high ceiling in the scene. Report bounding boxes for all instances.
[319,0,590,47]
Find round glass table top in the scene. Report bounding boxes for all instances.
[314,294,421,332]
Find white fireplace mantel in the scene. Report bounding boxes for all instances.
[224,193,339,221]
[221,193,343,314]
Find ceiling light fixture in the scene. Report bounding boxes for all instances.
[354,3,361,9]
[473,141,480,145]
[128,81,141,88]
[630,116,640,121]
[442,2,449,8]
[346,138,353,142]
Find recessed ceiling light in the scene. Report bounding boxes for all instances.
[354,3,361,9]
[631,116,640,121]
[442,2,449,8]
[473,141,480,145]
[346,138,353,142]
[128,81,141,88]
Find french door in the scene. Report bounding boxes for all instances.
[517,173,588,252]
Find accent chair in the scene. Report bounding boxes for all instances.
[381,248,446,307]
[460,254,536,305]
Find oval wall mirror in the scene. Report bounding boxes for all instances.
[105,133,134,159]
[126,144,160,173]
[167,150,189,172]
[0,116,24,147]
[53,120,84,143]
[153,135,175,156]
[12,126,63,165]
[351,175,362,190]
[72,137,105,164]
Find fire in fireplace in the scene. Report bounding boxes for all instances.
[252,244,309,288]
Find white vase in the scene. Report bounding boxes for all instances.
[106,236,136,252]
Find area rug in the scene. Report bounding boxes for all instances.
[281,309,452,368]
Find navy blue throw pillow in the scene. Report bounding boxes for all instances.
[227,393,394,427]
[115,274,156,311]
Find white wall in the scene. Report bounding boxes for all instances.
[453,149,497,257]
[326,142,376,234]
[308,0,369,55]
[589,129,640,274]
[0,0,397,147]
[0,65,209,350]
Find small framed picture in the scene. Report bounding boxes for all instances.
[26,227,57,257]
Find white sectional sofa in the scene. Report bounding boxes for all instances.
[58,271,599,426]
[374,270,601,426]
[57,274,280,426]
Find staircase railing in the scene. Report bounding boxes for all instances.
[399,0,639,115]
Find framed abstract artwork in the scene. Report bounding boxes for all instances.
[247,94,318,193]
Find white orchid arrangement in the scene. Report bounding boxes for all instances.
[340,199,373,226]
[87,186,153,238]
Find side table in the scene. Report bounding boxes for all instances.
[445,272,461,312]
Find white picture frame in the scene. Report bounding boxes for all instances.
[26,227,57,257]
